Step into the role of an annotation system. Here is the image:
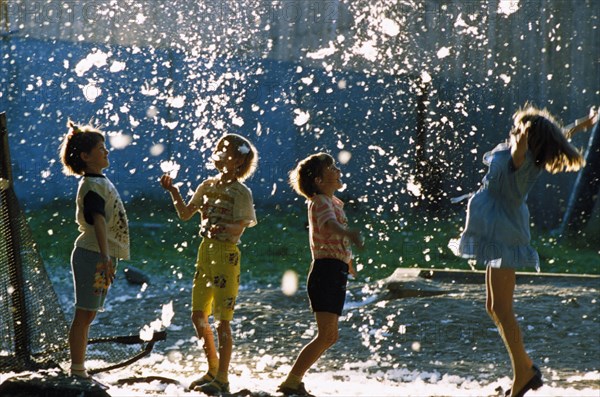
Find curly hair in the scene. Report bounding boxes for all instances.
[288,153,334,199]
[59,120,105,176]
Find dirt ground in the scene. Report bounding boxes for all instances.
[49,266,599,394]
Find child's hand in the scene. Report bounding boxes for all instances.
[566,107,598,137]
[100,255,115,286]
[511,121,530,144]
[515,126,529,147]
[348,261,357,277]
[589,106,599,126]
[160,174,178,193]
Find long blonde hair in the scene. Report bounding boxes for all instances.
[512,104,585,174]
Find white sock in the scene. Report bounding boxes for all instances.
[70,363,89,378]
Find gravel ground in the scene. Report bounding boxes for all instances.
[42,266,600,395]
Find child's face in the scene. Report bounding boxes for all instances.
[212,142,243,176]
[316,162,343,196]
[82,140,109,172]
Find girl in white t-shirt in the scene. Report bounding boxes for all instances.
[59,121,130,379]
[160,134,257,394]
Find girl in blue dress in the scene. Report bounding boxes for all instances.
[449,104,596,397]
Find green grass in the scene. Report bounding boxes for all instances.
[23,198,599,285]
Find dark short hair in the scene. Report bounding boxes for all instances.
[289,153,334,199]
[59,120,105,176]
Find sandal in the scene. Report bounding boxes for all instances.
[277,382,314,397]
[199,378,230,395]
[189,372,215,390]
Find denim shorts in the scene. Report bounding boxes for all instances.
[71,247,116,312]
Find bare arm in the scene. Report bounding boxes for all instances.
[511,125,529,170]
[92,213,115,284]
[323,219,364,249]
[160,174,198,221]
[323,219,364,277]
[564,107,599,138]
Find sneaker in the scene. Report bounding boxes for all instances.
[199,379,230,395]
[277,382,314,397]
[189,373,215,390]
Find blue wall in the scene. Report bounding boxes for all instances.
[1,36,418,210]
[1,35,593,231]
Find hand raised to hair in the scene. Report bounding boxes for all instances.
[510,121,530,169]
[511,121,530,148]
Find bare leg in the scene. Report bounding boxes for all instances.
[289,312,339,379]
[487,267,537,396]
[216,320,232,381]
[191,310,218,368]
[68,308,97,375]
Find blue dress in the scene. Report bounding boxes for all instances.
[449,143,542,271]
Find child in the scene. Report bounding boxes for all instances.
[59,121,130,378]
[449,104,596,397]
[279,153,363,396]
[160,134,257,394]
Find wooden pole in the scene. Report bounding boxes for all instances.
[0,0,8,33]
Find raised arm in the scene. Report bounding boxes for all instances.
[160,174,198,221]
[510,124,529,170]
[564,106,599,138]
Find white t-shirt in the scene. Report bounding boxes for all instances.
[74,174,130,259]
[190,177,257,244]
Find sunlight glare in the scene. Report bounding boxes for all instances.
[281,270,299,296]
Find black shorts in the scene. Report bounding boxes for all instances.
[307,258,349,316]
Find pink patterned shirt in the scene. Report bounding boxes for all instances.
[308,194,352,265]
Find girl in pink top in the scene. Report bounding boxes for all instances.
[278,153,364,396]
